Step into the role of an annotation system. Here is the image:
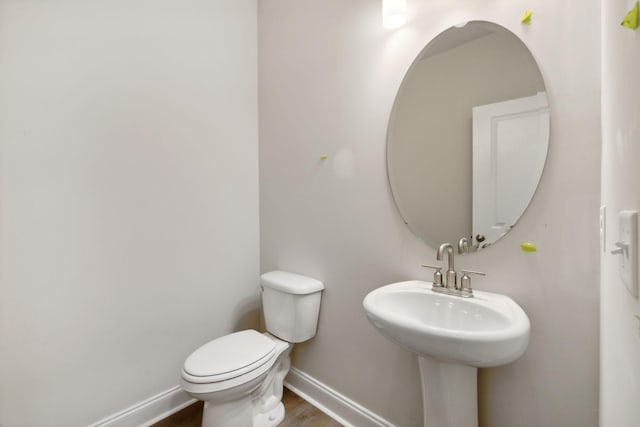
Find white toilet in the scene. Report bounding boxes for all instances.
[181,271,324,427]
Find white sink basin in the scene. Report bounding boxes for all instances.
[363,280,530,367]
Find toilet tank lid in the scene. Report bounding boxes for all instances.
[261,271,324,294]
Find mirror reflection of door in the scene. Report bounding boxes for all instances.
[472,92,549,246]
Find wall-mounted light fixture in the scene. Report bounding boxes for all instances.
[382,0,407,29]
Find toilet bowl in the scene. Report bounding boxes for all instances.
[181,330,292,427]
[181,271,324,427]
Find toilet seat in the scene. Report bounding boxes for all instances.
[182,330,277,384]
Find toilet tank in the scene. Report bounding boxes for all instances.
[260,271,324,343]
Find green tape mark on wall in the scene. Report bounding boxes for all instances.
[520,242,537,253]
[521,10,533,24]
[621,2,639,30]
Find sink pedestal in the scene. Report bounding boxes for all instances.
[418,356,477,427]
[363,281,530,427]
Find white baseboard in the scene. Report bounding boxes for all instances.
[89,369,393,427]
[89,385,196,427]
[284,367,395,427]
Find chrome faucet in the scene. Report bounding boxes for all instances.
[421,241,485,298]
[437,243,457,290]
[458,237,471,254]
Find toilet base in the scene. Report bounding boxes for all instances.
[254,402,284,427]
[192,334,292,427]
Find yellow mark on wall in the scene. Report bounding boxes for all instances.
[621,2,639,30]
[521,10,533,25]
[520,242,537,253]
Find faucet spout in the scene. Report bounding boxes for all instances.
[436,243,457,290]
[458,237,471,254]
[437,243,454,271]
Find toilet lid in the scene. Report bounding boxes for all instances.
[183,330,276,381]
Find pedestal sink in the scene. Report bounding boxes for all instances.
[363,281,530,427]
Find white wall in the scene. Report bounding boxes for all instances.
[600,1,640,425]
[259,1,600,426]
[0,1,259,425]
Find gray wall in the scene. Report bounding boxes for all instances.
[259,0,600,426]
[0,1,259,425]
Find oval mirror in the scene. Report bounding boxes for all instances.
[387,21,549,252]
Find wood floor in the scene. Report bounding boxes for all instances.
[151,387,343,427]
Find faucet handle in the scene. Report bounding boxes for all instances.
[421,264,444,288]
[459,269,486,297]
[460,269,486,276]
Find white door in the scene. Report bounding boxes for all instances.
[472,92,549,244]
